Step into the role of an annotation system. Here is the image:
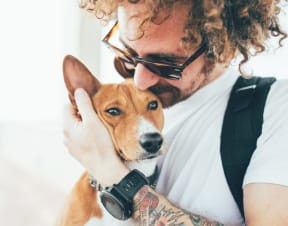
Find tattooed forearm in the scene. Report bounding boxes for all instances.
[133,186,224,226]
[189,214,224,226]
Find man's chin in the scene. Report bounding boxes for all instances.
[149,84,180,108]
[157,92,178,108]
[158,91,193,108]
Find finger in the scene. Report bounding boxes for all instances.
[62,103,78,132]
[74,88,97,122]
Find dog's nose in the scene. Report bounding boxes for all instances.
[139,133,163,154]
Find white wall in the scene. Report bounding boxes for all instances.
[0,0,64,121]
[0,0,103,122]
[0,2,100,225]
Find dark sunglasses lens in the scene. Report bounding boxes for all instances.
[144,63,182,80]
[114,58,134,78]
[114,56,181,80]
[110,47,133,64]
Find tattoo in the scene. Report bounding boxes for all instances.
[133,186,224,226]
[189,214,224,226]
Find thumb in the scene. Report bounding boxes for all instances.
[74,88,97,122]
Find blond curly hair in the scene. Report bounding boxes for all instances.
[80,0,287,75]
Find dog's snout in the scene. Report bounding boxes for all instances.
[139,133,163,154]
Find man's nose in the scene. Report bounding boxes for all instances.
[133,64,160,90]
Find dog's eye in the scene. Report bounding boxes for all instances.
[147,100,158,110]
[106,107,121,116]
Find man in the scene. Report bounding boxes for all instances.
[63,0,288,225]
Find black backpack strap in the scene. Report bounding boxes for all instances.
[220,76,276,218]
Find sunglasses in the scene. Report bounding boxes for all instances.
[102,22,207,80]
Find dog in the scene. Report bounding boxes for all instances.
[56,55,165,226]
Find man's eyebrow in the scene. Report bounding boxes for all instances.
[119,38,187,63]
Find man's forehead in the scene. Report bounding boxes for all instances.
[117,2,189,35]
[119,35,187,61]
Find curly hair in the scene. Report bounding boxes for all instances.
[80,0,287,75]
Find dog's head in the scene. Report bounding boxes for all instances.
[63,55,165,166]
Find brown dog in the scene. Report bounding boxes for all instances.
[57,55,164,226]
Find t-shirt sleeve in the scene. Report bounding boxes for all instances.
[243,79,288,187]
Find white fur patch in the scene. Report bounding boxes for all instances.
[137,116,160,137]
[126,157,159,177]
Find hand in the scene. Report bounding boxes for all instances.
[63,88,129,187]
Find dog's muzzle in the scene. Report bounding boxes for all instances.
[139,132,163,156]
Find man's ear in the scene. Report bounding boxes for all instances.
[62,55,101,105]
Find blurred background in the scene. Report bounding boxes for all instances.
[0,1,287,226]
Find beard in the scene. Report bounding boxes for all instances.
[149,84,181,108]
[149,79,202,108]
[147,66,211,108]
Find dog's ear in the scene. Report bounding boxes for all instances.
[63,55,101,105]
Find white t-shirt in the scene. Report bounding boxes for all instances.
[156,68,288,226]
